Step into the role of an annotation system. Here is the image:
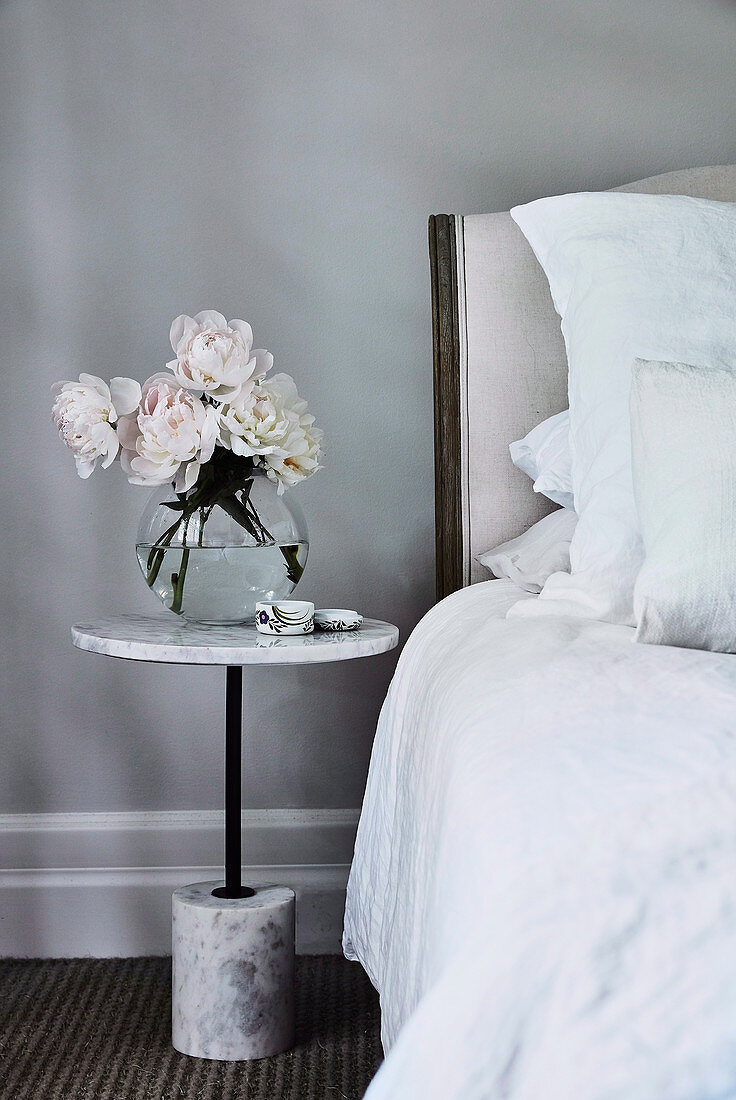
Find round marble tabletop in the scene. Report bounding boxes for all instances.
[71,614,399,666]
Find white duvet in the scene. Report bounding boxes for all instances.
[343,580,736,1099]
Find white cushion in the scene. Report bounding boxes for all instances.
[509,191,736,625]
[509,410,573,509]
[477,508,578,593]
[631,358,736,652]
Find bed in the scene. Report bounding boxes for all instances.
[343,166,736,1099]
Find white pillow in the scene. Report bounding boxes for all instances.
[631,358,736,653]
[509,191,736,625]
[509,410,573,509]
[477,508,578,593]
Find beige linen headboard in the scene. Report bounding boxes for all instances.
[430,164,736,601]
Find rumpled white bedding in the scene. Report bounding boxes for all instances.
[343,580,736,1099]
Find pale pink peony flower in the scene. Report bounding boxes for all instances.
[168,309,272,403]
[118,373,218,491]
[51,373,141,478]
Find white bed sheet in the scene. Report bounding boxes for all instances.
[343,580,736,1099]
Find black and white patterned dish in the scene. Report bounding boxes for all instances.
[255,601,314,635]
[314,608,363,632]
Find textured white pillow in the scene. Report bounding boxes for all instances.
[477,508,578,593]
[509,192,736,625]
[631,359,736,653]
[509,410,573,509]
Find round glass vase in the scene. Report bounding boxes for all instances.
[135,465,309,625]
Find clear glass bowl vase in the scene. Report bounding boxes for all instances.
[135,460,309,625]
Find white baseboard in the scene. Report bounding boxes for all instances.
[0,809,359,958]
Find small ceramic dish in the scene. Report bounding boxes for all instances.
[313,608,363,632]
[255,600,314,635]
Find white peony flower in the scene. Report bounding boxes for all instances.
[217,375,296,458]
[168,309,272,403]
[51,373,141,479]
[262,419,323,492]
[118,373,218,491]
[259,374,323,493]
[218,373,323,491]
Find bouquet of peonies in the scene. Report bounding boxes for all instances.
[52,310,323,611]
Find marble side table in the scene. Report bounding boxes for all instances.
[71,614,398,1061]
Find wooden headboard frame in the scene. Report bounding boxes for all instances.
[430,165,736,602]
[429,213,464,600]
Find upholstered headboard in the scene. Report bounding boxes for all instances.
[430,165,736,601]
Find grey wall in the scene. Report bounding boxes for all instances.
[3,0,736,813]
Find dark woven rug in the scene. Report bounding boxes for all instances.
[0,955,382,1100]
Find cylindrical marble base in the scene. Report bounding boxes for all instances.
[172,881,295,1061]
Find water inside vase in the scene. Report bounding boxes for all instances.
[135,541,309,625]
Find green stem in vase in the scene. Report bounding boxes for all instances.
[217,481,303,585]
[146,482,211,588]
[145,519,182,587]
[217,495,260,541]
[244,497,273,542]
[170,547,190,615]
[280,543,304,585]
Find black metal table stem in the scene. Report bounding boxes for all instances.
[212,666,255,900]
